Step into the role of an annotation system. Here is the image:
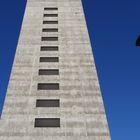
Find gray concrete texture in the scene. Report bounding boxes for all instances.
[0,0,111,139]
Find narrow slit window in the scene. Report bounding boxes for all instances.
[41,37,58,41]
[35,118,60,127]
[44,8,58,10]
[43,21,58,24]
[39,69,59,75]
[40,57,59,62]
[44,14,58,17]
[40,46,58,51]
[42,28,58,32]
[36,99,60,107]
[38,83,59,90]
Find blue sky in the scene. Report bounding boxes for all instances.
[0,0,140,139]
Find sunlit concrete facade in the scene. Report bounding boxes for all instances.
[0,0,111,139]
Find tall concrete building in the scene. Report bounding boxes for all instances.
[0,0,111,139]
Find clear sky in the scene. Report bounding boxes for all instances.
[0,0,140,139]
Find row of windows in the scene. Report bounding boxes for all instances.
[40,46,58,51]
[43,7,58,25]
[35,118,60,127]
[36,99,60,107]
[39,69,59,75]
[43,21,58,24]
[35,7,60,128]
[42,28,58,32]
[44,14,58,17]
[40,57,59,62]
[41,37,58,41]
[38,83,59,90]
[44,7,58,10]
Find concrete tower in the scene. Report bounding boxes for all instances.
[0,0,111,139]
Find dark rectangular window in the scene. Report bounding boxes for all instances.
[38,83,59,90]
[43,21,58,24]
[41,37,58,41]
[39,69,59,75]
[44,8,58,10]
[35,118,60,127]
[36,99,60,107]
[40,46,58,51]
[40,57,59,62]
[44,14,58,17]
[42,28,58,32]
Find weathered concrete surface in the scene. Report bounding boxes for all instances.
[0,0,111,139]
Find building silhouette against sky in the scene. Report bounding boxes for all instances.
[136,35,140,46]
[0,0,111,139]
